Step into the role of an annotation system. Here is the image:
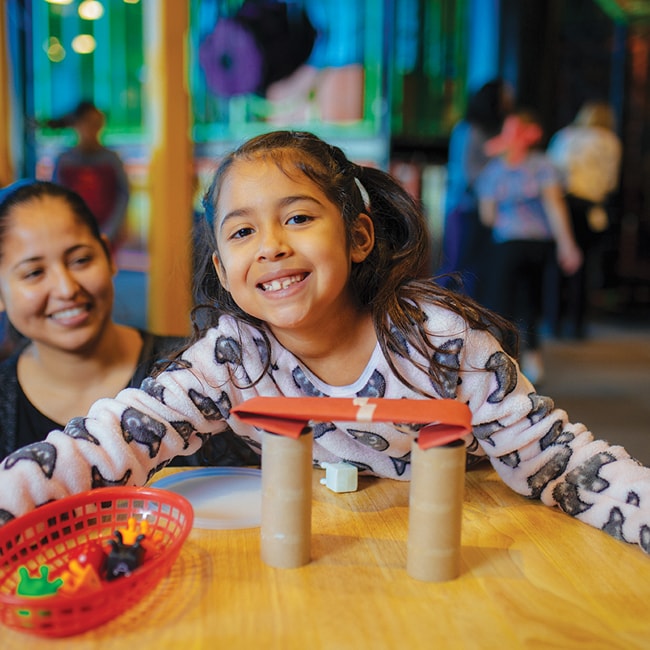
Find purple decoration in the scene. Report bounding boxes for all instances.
[199,18,264,98]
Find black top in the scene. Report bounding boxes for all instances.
[0,331,180,459]
[0,331,260,468]
[15,380,60,449]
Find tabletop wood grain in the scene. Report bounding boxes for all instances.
[3,465,649,649]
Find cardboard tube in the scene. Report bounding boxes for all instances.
[261,429,313,568]
[406,439,466,581]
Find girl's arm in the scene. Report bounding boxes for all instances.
[0,330,240,525]
[457,324,650,555]
[541,183,582,274]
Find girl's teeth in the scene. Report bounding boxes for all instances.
[263,276,301,291]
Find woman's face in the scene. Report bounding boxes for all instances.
[0,195,116,354]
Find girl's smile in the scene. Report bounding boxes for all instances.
[213,159,374,349]
[258,272,307,293]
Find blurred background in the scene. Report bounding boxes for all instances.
[1,0,649,334]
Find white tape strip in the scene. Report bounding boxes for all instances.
[352,397,377,422]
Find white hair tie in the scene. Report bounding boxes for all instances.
[354,177,370,210]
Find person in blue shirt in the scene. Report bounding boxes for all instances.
[476,111,582,383]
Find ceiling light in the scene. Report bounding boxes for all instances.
[79,0,104,20]
[72,34,97,54]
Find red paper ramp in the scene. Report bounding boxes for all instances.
[231,397,472,449]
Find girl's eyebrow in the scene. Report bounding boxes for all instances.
[218,194,324,232]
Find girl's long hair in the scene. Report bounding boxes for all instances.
[182,131,516,394]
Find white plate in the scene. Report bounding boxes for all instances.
[151,467,262,530]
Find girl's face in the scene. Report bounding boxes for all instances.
[212,159,373,342]
[0,195,116,354]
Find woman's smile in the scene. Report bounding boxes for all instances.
[0,195,115,353]
[48,303,91,325]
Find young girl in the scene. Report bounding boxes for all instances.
[0,132,648,555]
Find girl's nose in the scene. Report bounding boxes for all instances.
[257,224,289,261]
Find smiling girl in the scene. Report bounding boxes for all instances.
[0,134,648,556]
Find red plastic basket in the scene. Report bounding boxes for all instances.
[0,486,193,638]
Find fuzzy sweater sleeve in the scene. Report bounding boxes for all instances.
[0,328,243,525]
[456,323,650,554]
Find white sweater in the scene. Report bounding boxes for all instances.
[1,304,649,554]
[547,125,622,203]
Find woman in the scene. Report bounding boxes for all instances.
[0,180,256,465]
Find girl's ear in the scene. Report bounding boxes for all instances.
[350,212,375,263]
[212,251,229,290]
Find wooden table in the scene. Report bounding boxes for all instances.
[3,465,650,649]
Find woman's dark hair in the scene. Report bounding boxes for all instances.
[0,180,110,345]
[186,130,516,395]
[465,80,511,136]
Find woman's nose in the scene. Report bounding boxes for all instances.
[51,266,80,297]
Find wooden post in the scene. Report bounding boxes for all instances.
[143,1,193,336]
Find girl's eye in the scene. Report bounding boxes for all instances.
[230,226,254,240]
[287,214,313,225]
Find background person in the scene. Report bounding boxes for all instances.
[546,100,623,339]
[438,79,514,298]
[45,101,130,250]
[476,111,583,384]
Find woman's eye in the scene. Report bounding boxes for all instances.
[22,268,43,280]
[70,255,93,268]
